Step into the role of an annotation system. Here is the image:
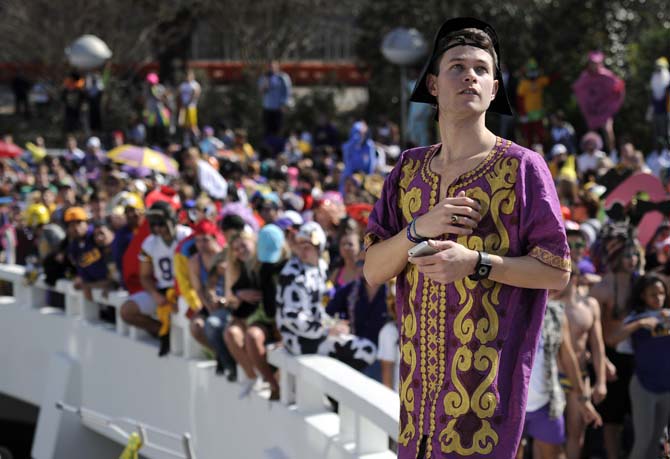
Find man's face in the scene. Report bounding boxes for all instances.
[93,226,114,247]
[125,207,142,229]
[426,46,498,120]
[68,220,88,239]
[149,219,173,242]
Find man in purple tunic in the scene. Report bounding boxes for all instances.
[363,18,571,459]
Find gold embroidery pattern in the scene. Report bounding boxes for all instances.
[397,151,425,448]
[425,283,447,458]
[399,264,419,446]
[530,246,572,272]
[439,142,517,456]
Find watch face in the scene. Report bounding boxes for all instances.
[478,266,490,277]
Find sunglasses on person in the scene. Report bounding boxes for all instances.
[569,240,586,250]
[148,219,167,228]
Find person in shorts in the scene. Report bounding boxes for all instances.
[120,201,191,335]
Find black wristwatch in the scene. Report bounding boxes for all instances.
[469,251,492,281]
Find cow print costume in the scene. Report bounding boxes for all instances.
[276,256,376,370]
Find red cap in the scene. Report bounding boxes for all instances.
[193,219,226,247]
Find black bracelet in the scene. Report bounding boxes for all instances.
[412,218,428,240]
[406,219,425,243]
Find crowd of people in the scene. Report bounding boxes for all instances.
[0,50,669,459]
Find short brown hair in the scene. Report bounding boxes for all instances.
[430,28,498,75]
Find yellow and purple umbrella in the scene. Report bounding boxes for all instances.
[107,145,179,176]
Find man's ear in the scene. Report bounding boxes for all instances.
[426,74,438,97]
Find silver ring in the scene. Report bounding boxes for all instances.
[451,215,459,224]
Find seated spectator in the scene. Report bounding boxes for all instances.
[276,222,376,371]
[577,132,607,177]
[245,224,290,400]
[202,251,236,377]
[328,218,363,291]
[65,207,110,301]
[186,220,229,368]
[198,125,225,156]
[110,193,145,288]
[120,201,191,336]
[224,229,262,391]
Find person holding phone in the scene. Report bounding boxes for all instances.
[364,18,570,459]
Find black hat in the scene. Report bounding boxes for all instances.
[146,200,177,224]
[409,17,513,116]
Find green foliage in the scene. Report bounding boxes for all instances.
[354,0,670,151]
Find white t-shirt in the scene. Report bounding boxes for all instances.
[377,321,400,391]
[139,225,192,289]
[179,80,201,107]
[526,334,550,412]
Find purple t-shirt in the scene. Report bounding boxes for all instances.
[365,138,570,459]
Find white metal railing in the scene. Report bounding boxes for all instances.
[0,263,399,458]
[56,401,196,459]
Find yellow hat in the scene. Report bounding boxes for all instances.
[656,57,669,68]
[25,142,47,162]
[24,203,50,227]
[64,206,88,223]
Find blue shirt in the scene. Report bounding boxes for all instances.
[326,278,388,346]
[258,72,291,110]
[628,310,670,393]
[68,230,107,282]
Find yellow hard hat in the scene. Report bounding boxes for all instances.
[24,203,50,227]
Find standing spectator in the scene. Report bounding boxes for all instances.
[258,61,292,138]
[608,274,670,459]
[519,292,601,459]
[11,72,31,119]
[143,72,171,145]
[340,121,377,193]
[573,51,625,153]
[549,111,577,153]
[591,228,641,459]
[516,59,551,147]
[120,201,191,336]
[177,69,202,142]
[558,264,607,459]
[650,57,670,150]
[62,72,85,134]
[85,70,105,132]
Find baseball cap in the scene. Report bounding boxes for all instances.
[275,210,304,230]
[257,224,286,263]
[64,206,88,223]
[86,136,101,149]
[295,221,327,253]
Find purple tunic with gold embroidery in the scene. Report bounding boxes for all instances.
[365,138,570,459]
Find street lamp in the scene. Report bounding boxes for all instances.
[381,28,427,145]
